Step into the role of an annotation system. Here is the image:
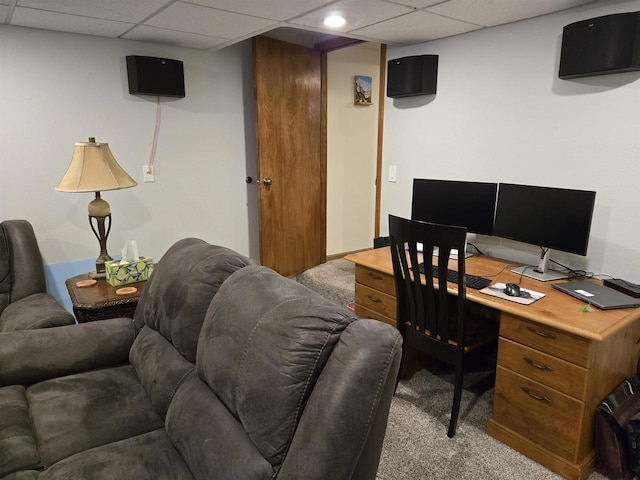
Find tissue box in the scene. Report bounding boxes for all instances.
[105,257,154,286]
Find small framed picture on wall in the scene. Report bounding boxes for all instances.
[354,75,373,105]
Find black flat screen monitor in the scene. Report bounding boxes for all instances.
[493,183,596,256]
[411,179,497,235]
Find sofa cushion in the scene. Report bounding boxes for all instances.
[129,325,195,418]
[0,293,75,332]
[38,429,194,480]
[1,471,40,480]
[0,386,41,477]
[134,238,255,362]
[166,372,272,480]
[197,264,357,466]
[27,365,164,467]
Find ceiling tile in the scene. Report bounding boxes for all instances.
[384,0,444,8]
[15,0,172,23]
[123,25,228,50]
[145,2,277,39]
[11,7,133,37]
[290,0,413,32]
[352,9,481,44]
[426,0,596,28]
[186,0,336,21]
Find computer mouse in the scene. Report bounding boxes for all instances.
[504,283,521,297]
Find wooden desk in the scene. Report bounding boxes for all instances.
[65,274,147,323]
[345,248,640,480]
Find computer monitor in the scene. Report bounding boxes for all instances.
[493,183,596,281]
[411,179,498,235]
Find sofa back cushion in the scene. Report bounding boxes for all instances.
[197,265,357,467]
[0,220,46,308]
[134,239,255,362]
[129,326,195,418]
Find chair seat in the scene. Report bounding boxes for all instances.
[27,365,164,467]
[37,429,194,480]
[402,313,498,352]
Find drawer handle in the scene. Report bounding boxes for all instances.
[367,273,383,280]
[524,357,554,371]
[367,295,382,303]
[526,326,557,339]
[521,386,550,403]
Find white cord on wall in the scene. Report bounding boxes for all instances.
[146,95,161,174]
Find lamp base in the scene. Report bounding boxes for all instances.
[88,271,107,279]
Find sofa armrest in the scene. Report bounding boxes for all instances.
[0,293,76,332]
[276,319,402,480]
[0,317,136,386]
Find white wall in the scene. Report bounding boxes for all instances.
[326,43,380,255]
[0,27,259,269]
[381,0,640,282]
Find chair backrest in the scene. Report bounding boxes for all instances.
[0,220,47,315]
[167,264,402,480]
[133,238,256,362]
[389,215,468,357]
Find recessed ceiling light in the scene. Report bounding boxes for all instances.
[324,15,346,28]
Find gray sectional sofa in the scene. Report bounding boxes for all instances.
[0,238,402,480]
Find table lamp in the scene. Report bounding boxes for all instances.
[56,137,137,277]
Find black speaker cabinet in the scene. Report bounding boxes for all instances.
[387,55,438,98]
[559,11,640,79]
[126,56,185,97]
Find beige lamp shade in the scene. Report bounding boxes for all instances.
[56,139,137,194]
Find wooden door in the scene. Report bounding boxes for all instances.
[253,36,326,277]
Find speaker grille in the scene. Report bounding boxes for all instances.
[559,12,640,79]
[387,55,438,98]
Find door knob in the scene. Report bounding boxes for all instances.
[262,177,273,186]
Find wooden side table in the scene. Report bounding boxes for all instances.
[65,273,147,323]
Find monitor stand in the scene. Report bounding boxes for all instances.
[510,247,567,282]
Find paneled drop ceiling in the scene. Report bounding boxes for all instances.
[1,0,599,51]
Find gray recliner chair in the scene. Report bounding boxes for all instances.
[0,239,402,480]
[0,220,75,331]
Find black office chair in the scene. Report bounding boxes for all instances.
[388,214,498,437]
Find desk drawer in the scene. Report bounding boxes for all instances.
[355,283,396,320]
[355,304,396,328]
[355,266,396,296]
[493,366,583,461]
[500,314,590,367]
[498,338,587,400]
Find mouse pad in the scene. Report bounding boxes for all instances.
[480,283,545,305]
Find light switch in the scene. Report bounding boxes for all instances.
[388,165,397,183]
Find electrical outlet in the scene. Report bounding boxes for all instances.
[143,165,155,183]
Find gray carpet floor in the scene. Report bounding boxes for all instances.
[297,259,609,480]
[380,366,607,479]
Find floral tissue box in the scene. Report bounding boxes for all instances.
[105,257,154,287]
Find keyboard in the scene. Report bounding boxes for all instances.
[418,263,492,290]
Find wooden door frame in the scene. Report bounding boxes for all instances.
[375,44,386,238]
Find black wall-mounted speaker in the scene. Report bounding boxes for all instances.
[559,11,640,79]
[387,55,438,98]
[126,55,185,98]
